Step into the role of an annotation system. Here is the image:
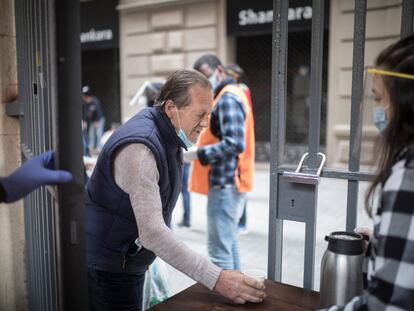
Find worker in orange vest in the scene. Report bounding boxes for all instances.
[185,54,255,270]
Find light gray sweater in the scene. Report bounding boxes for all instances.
[113,143,222,290]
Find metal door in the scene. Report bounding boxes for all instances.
[268,0,414,290]
[14,0,87,309]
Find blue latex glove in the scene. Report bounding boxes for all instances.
[0,150,73,203]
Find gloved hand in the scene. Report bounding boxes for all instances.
[183,146,198,163]
[0,150,73,203]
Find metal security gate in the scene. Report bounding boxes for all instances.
[268,0,414,290]
[14,0,87,309]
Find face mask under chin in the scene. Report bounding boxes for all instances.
[174,107,193,148]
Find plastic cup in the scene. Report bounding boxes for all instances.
[243,269,266,284]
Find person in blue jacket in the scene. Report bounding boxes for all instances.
[0,150,73,203]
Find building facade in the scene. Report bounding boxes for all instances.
[117,0,231,121]
[117,0,407,166]
[0,0,409,309]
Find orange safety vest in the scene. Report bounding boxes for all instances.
[189,84,255,195]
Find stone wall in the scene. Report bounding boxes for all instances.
[0,0,27,309]
[118,0,230,121]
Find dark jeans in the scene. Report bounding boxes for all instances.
[88,267,145,311]
[181,163,191,226]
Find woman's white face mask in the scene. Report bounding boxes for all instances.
[208,70,221,90]
[372,105,389,133]
[363,69,391,133]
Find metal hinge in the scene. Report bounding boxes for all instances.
[5,99,24,117]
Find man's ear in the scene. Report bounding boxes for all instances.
[164,100,175,120]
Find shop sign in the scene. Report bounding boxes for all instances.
[238,5,312,26]
[228,0,328,36]
[80,29,114,44]
[80,0,119,50]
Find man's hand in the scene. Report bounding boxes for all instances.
[183,146,198,163]
[214,270,266,304]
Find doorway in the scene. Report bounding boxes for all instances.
[81,48,121,131]
[236,30,328,163]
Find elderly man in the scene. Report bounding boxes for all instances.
[86,69,265,311]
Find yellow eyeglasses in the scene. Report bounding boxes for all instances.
[367,68,414,80]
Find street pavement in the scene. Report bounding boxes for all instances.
[164,162,372,295]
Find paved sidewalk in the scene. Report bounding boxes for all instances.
[164,163,372,295]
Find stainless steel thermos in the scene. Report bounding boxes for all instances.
[319,231,364,308]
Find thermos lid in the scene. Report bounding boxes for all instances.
[325,231,364,255]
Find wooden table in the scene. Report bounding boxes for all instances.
[149,280,320,311]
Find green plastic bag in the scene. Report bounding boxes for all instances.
[143,258,172,309]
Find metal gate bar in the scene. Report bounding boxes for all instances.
[308,0,324,168]
[346,0,367,231]
[55,0,88,308]
[401,0,414,39]
[268,0,414,290]
[268,0,289,283]
[15,0,87,309]
[17,0,53,308]
[303,0,325,289]
[277,165,373,182]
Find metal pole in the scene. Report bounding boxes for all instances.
[268,0,288,282]
[304,190,317,289]
[346,0,367,231]
[308,0,325,168]
[301,0,325,290]
[54,0,88,309]
[401,0,414,39]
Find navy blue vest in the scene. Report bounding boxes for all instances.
[85,107,184,274]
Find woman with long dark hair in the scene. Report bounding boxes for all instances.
[323,34,414,311]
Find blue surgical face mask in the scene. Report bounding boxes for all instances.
[208,72,220,90]
[175,107,193,148]
[373,106,388,133]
